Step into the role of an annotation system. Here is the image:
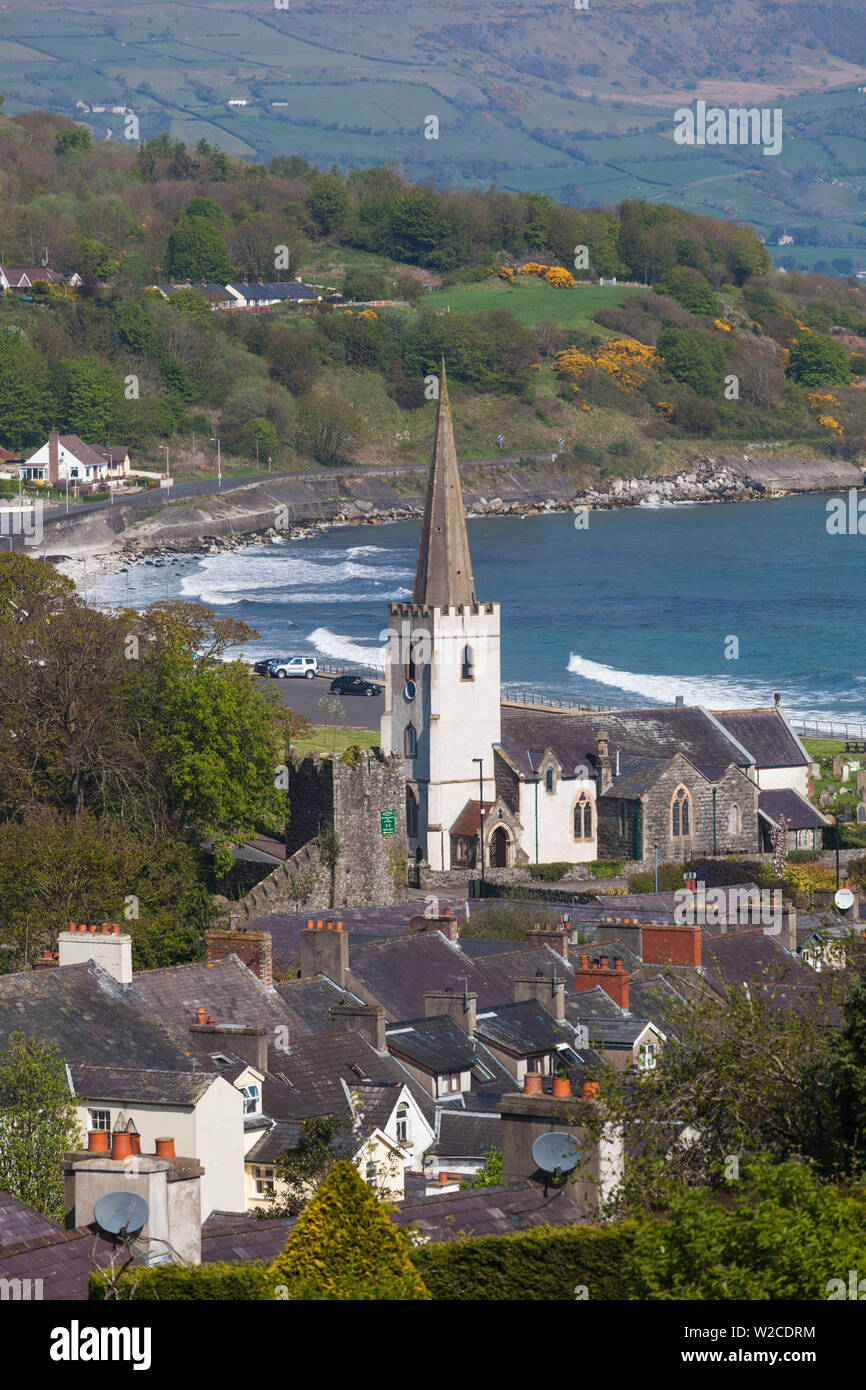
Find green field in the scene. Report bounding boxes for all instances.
[425,277,640,332]
[291,726,380,759]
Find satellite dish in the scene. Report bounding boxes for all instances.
[835,888,855,911]
[94,1190,149,1238]
[531,1131,581,1175]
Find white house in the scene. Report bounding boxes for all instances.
[21,432,130,487]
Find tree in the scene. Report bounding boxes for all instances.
[343,266,387,302]
[787,333,851,387]
[471,1148,502,1187]
[658,325,727,397]
[63,355,123,441]
[183,196,229,226]
[165,214,232,282]
[0,329,56,451]
[307,174,350,235]
[242,416,278,459]
[295,388,359,466]
[628,1158,866,1300]
[268,1160,430,1299]
[0,1033,80,1222]
[658,266,719,316]
[263,1115,352,1216]
[55,125,92,157]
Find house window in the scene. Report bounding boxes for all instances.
[618,802,627,836]
[440,1072,461,1095]
[365,1159,379,1186]
[88,1108,111,1131]
[638,1042,657,1071]
[404,724,417,758]
[252,1165,274,1196]
[671,786,692,838]
[395,1102,409,1143]
[472,1061,495,1082]
[573,793,592,841]
[239,1084,260,1114]
[406,787,419,839]
[545,768,555,793]
[461,645,474,681]
[729,804,740,836]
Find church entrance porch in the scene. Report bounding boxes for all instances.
[490,825,510,868]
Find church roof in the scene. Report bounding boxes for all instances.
[451,799,493,836]
[757,787,828,830]
[413,361,476,607]
[711,708,808,769]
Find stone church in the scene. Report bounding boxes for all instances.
[380,368,825,872]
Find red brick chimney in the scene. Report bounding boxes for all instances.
[573,953,629,1009]
[641,922,701,968]
[205,927,273,986]
[48,430,60,486]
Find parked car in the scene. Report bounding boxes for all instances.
[329,675,382,697]
[252,657,281,676]
[270,656,318,680]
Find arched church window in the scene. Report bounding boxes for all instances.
[574,793,592,841]
[545,768,554,794]
[405,724,417,758]
[461,645,474,681]
[406,787,419,839]
[672,786,692,838]
[729,804,740,836]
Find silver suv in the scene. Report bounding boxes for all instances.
[270,656,318,680]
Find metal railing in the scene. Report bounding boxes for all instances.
[314,658,386,681]
[501,688,640,712]
[794,722,866,741]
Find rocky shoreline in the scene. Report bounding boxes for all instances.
[57,452,861,590]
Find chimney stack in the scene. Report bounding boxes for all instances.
[64,1148,203,1266]
[58,925,132,985]
[205,928,272,987]
[525,925,570,963]
[298,919,348,986]
[189,1023,268,1072]
[596,732,612,793]
[330,1001,387,1052]
[573,955,629,1010]
[514,973,566,1021]
[424,987,476,1039]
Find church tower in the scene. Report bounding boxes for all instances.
[380,364,501,871]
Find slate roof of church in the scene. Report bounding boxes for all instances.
[500,706,753,781]
[602,753,669,798]
[758,787,828,830]
[712,708,808,768]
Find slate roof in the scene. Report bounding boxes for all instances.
[250,900,466,972]
[473,1000,575,1056]
[245,1118,357,1165]
[68,1064,218,1106]
[201,1210,293,1263]
[702,931,808,993]
[564,985,626,1024]
[590,1017,658,1048]
[475,946,575,1008]
[500,705,751,781]
[758,787,828,830]
[0,1189,58,1252]
[712,708,808,769]
[0,962,189,1071]
[390,1179,586,1240]
[263,1027,432,1124]
[433,1110,501,1159]
[386,1015,478,1073]
[602,754,669,799]
[128,956,291,1056]
[273,976,354,1037]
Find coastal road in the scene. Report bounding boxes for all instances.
[254,672,384,730]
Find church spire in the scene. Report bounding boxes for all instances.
[413,360,476,607]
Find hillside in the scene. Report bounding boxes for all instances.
[2,1,866,266]
[1,115,865,487]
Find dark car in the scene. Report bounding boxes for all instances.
[252,657,281,676]
[329,675,382,697]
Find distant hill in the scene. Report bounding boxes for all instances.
[1,0,866,268]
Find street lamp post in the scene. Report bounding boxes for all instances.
[210,437,221,489]
[473,757,485,896]
[163,445,170,479]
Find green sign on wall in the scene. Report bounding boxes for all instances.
[380,809,396,836]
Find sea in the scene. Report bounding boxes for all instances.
[90,491,866,728]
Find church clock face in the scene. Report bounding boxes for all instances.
[403,680,417,702]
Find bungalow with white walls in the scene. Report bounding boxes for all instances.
[20,432,130,487]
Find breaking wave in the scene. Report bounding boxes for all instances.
[307,627,387,666]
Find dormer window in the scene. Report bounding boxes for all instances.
[239,1083,260,1114]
